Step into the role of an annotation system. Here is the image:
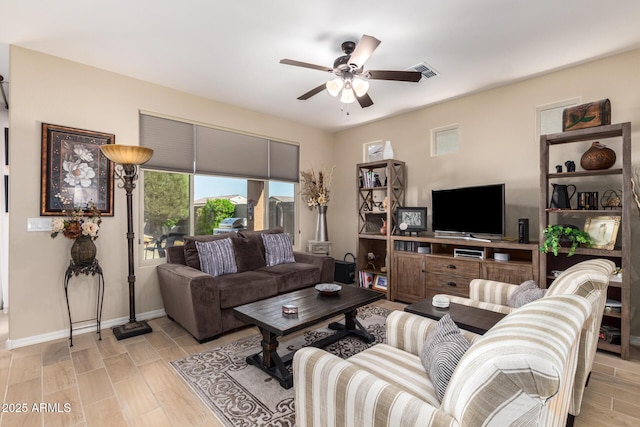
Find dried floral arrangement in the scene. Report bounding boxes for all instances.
[50,193,102,240]
[299,165,336,209]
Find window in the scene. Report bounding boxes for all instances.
[139,113,300,261]
[432,125,459,156]
[536,98,580,136]
[142,171,190,259]
[143,173,297,260]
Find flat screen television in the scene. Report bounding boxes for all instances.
[431,183,505,238]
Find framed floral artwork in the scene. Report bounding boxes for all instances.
[41,123,115,216]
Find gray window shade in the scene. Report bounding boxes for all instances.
[269,140,299,182]
[140,113,299,181]
[196,126,269,179]
[140,115,194,173]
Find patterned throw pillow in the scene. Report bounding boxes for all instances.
[261,233,295,266]
[420,314,471,401]
[195,238,238,277]
[507,280,546,308]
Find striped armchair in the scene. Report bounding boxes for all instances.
[436,258,615,418]
[294,295,591,427]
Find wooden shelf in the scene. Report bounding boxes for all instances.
[540,122,631,360]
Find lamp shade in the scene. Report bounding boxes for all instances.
[326,78,344,97]
[340,88,356,104]
[352,78,369,97]
[101,145,153,165]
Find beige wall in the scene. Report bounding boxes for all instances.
[330,49,640,334]
[8,46,333,343]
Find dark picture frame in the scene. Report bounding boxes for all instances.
[41,123,115,216]
[396,207,428,232]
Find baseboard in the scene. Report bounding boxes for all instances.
[5,308,166,350]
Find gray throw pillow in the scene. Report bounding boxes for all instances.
[195,238,238,277]
[261,233,295,266]
[507,280,546,308]
[420,314,471,401]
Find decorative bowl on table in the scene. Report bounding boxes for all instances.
[315,283,342,296]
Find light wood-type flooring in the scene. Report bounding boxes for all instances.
[0,302,638,426]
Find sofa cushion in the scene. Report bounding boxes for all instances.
[195,238,237,277]
[237,227,284,259]
[262,233,295,266]
[217,271,279,309]
[420,314,471,401]
[507,280,546,308]
[257,262,320,293]
[183,233,236,270]
[231,236,267,272]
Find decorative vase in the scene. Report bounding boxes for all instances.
[380,218,388,235]
[382,140,394,159]
[316,205,328,241]
[580,141,616,170]
[71,235,97,265]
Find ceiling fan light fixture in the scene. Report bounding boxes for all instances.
[326,78,343,97]
[340,87,356,104]
[352,77,369,97]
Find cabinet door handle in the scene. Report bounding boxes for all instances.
[446,264,457,269]
[446,281,457,287]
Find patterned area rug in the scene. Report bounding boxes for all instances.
[171,305,391,427]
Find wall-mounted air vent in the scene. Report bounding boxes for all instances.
[407,62,439,80]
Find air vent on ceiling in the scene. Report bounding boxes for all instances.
[407,62,439,80]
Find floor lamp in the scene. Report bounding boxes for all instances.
[100,144,154,340]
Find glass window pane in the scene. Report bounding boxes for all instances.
[269,181,296,244]
[143,171,190,259]
[194,175,248,235]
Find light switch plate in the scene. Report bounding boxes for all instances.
[27,217,52,232]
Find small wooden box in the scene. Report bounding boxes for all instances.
[562,99,611,131]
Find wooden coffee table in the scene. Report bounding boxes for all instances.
[233,285,384,389]
[404,297,506,335]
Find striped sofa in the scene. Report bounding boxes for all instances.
[294,294,591,427]
[435,259,615,419]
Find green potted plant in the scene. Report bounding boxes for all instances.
[540,224,593,256]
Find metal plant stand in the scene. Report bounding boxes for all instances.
[64,259,105,346]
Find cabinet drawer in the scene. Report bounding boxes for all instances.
[426,273,471,297]
[427,256,480,278]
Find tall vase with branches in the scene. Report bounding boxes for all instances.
[300,165,335,241]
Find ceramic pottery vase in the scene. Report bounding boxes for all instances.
[580,141,616,170]
[71,235,97,265]
[380,218,388,235]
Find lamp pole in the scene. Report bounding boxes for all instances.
[100,145,154,340]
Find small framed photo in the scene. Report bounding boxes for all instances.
[360,271,375,289]
[363,140,384,163]
[373,275,388,291]
[396,207,428,233]
[584,216,620,250]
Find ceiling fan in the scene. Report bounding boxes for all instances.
[280,34,422,108]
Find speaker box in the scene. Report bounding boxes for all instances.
[518,218,529,243]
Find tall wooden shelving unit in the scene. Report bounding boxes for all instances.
[539,122,631,359]
[356,160,405,294]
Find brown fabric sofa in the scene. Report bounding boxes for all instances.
[157,228,334,342]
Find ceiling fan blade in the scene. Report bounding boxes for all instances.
[367,70,422,82]
[297,83,327,100]
[280,59,333,73]
[348,35,381,69]
[357,93,374,108]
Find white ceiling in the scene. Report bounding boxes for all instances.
[1,1,640,132]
